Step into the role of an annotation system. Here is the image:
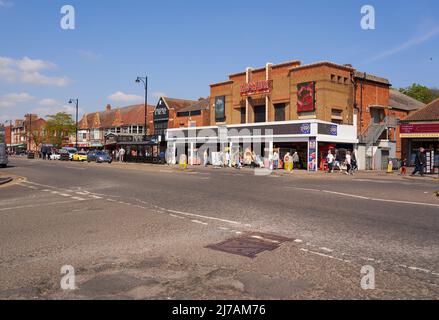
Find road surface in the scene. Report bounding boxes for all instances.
[1,157,438,299]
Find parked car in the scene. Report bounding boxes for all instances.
[87,151,112,164]
[72,151,88,162]
[59,147,78,161]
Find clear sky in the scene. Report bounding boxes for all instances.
[1,0,438,122]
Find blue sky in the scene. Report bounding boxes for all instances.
[1,0,438,122]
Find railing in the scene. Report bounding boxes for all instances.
[359,116,398,145]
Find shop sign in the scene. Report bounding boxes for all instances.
[240,80,271,97]
[318,123,338,136]
[297,82,316,113]
[400,123,439,134]
[308,137,317,172]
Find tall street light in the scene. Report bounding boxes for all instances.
[135,76,148,141]
[69,98,79,150]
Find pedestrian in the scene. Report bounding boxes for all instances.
[284,152,291,172]
[203,149,209,167]
[273,151,279,170]
[345,151,352,175]
[326,150,334,173]
[411,147,426,177]
[400,158,407,176]
[119,147,126,163]
[47,147,52,161]
[292,152,300,170]
[351,150,358,173]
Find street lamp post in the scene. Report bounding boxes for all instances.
[135,76,148,141]
[69,99,79,150]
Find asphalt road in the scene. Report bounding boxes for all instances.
[1,157,438,299]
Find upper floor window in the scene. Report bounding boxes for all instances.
[215,96,226,123]
[274,103,286,122]
[331,108,343,124]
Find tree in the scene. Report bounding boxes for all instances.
[399,83,436,104]
[44,112,76,147]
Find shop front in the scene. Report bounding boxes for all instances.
[166,120,358,170]
[400,123,439,174]
[105,133,164,163]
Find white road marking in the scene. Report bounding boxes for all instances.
[71,197,86,201]
[288,186,439,208]
[191,220,208,225]
[300,248,351,263]
[89,195,103,199]
[60,194,72,197]
[294,239,303,243]
[0,200,85,212]
[319,247,334,253]
[167,209,248,227]
[251,235,280,244]
[170,214,185,219]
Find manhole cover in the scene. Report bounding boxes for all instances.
[206,232,294,258]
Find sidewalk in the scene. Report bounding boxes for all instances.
[11,156,439,183]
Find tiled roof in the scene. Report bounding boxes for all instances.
[162,97,199,111]
[403,98,439,122]
[389,89,425,111]
[354,71,390,85]
[177,98,210,113]
[80,104,154,129]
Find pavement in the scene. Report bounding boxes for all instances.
[0,157,439,300]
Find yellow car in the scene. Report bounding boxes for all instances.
[72,152,88,162]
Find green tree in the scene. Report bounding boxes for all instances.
[399,83,436,104]
[44,112,76,147]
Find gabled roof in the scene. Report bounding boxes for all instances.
[177,98,210,113]
[403,98,439,122]
[389,89,425,112]
[161,97,199,111]
[79,104,155,129]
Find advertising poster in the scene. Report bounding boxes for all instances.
[308,137,317,172]
[297,82,316,113]
[215,96,226,122]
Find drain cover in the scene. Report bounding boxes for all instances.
[206,232,294,258]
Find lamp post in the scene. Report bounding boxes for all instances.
[135,76,148,141]
[69,98,79,150]
[8,120,12,153]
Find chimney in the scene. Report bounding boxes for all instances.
[106,104,111,112]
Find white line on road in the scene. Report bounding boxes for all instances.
[288,186,439,208]
[191,220,208,225]
[166,209,249,227]
[0,200,86,212]
[300,248,351,264]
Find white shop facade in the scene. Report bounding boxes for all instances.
[166,120,358,171]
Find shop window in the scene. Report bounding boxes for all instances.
[215,96,226,123]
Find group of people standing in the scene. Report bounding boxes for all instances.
[326,150,357,175]
[111,147,126,162]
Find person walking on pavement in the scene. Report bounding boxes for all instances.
[411,147,426,177]
[345,151,352,175]
[292,152,300,170]
[119,147,126,163]
[203,149,209,167]
[326,150,335,173]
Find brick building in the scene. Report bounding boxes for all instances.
[10,114,46,153]
[76,103,155,150]
[167,59,423,170]
[400,98,439,173]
